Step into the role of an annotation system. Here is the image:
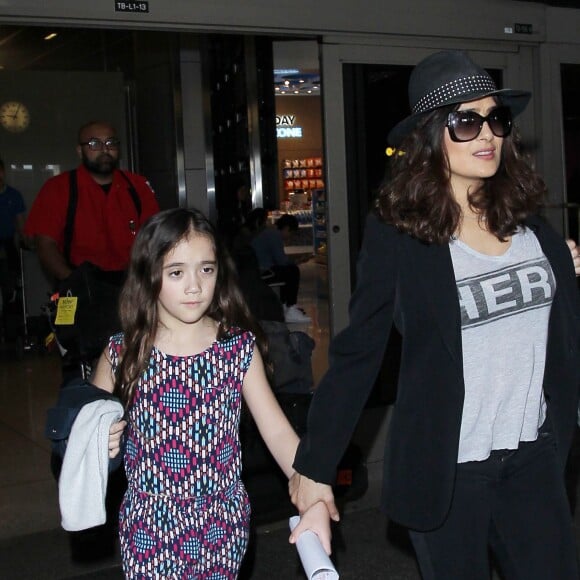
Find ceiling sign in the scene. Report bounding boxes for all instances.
[114,1,149,13]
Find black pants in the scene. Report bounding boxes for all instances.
[0,239,19,306]
[269,263,300,306]
[409,430,579,579]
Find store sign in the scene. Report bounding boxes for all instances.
[276,114,303,139]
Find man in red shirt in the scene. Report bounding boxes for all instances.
[26,120,158,279]
[25,120,159,366]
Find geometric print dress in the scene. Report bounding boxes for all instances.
[107,329,255,579]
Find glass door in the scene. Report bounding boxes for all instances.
[319,42,535,334]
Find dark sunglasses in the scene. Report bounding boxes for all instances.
[446,106,512,142]
[79,138,121,151]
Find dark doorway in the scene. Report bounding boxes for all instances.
[342,63,411,289]
[561,63,580,241]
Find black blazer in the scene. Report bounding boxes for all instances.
[294,213,580,531]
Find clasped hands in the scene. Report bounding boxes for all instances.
[288,472,341,556]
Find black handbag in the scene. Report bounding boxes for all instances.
[54,261,124,361]
[45,377,123,478]
[260,319,315,394]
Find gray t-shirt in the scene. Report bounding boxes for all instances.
[449,227,554,463]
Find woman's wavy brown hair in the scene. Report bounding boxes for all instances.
[114,208,268,408]
[375,104,547,244]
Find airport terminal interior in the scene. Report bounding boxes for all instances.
[1,3,580,577]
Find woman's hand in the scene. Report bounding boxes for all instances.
[108,419,127,458]
[289,472,340,522]
[566,239,580,276]
[289,501,333,555]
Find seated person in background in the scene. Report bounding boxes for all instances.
[231,239,285,324]
[248,208,311,324]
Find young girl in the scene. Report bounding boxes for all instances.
[94,207,330,578]
[290,50,580,579]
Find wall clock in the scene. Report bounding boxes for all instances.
[0,101,31,133]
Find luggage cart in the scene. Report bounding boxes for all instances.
[16,246,35,356]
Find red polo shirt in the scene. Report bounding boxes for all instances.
[25,165,159,271]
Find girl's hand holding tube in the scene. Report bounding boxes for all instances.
[289,501,333,555]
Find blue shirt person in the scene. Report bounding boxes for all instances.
[0,158,26,314]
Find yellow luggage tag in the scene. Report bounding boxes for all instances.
[54,294,78,325]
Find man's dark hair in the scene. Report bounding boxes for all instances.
[276,214,299,232]
[246,207,268,233]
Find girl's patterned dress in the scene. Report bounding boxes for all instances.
[108,330,255,579]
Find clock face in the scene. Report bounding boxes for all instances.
[0,101,31,133]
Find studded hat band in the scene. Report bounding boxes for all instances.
[387,51,531,146]
[412,75,497,115]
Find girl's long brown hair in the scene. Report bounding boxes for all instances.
[114,208,268,407]
[376,104,547,244]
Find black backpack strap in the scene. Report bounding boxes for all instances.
[63,169,78,266]
[118,171,142,217]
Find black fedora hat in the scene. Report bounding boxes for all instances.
[388,50,531,146]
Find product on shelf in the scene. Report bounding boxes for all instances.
[282,157,325,199]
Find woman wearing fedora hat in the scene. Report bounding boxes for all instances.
[289,50,580,578]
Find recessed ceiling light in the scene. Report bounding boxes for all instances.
[44,32,58,41]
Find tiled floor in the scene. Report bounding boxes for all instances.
[0,258,330,542]
[0,349,62,540]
